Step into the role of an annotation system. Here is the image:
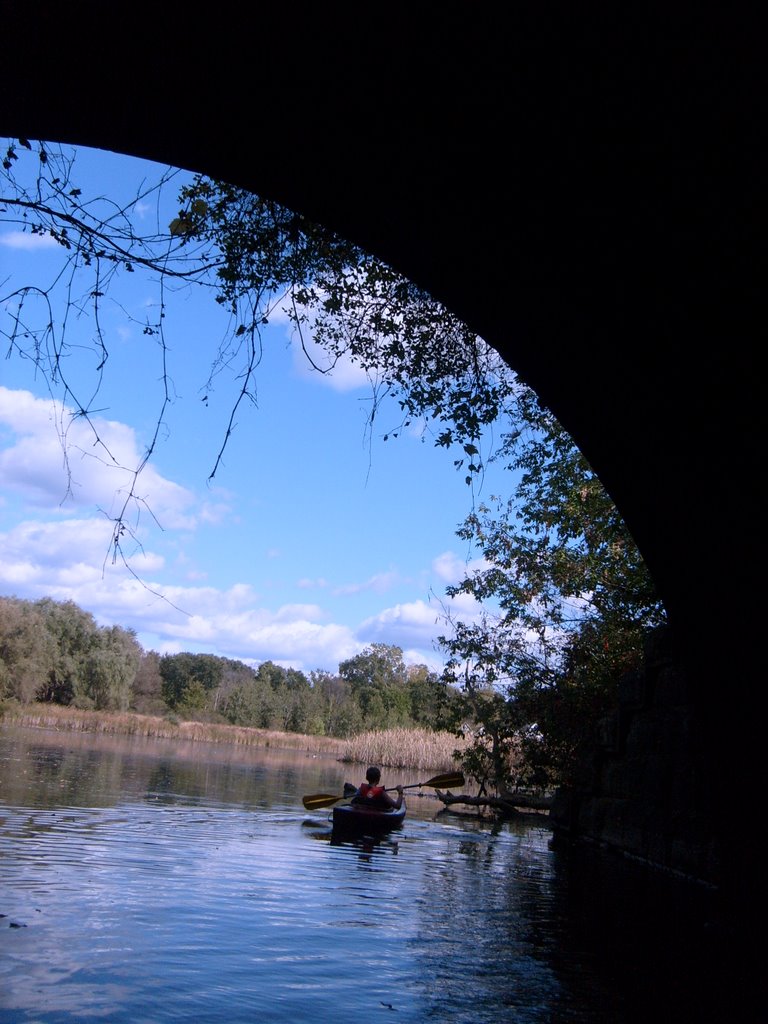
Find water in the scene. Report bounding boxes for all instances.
[0,727,747,1023]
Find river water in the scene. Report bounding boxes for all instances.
[0,727,746,1023]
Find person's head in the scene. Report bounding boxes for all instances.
[365,766,381,784]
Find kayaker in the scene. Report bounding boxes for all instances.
[351,766,404,810]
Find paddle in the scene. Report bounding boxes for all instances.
[302,771,465,811]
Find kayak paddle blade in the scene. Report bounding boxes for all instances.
[302,793,345,810]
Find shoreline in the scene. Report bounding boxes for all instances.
[0,703,464,773]
[0,704,348,757]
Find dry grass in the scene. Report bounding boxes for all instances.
[340,727,466,772]
[0,704,348,756]
[0,704,465,770]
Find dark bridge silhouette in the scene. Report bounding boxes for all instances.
[1,5,760,936]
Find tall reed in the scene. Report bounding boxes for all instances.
[340,727,465,772]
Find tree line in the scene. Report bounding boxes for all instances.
[0,595,457,738]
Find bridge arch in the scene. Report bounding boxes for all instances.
[1,5,760,925]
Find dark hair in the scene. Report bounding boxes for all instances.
[365,766,381,784]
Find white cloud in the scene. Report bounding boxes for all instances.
[358,599,441,645]
[0,521,467,672]
[332,569,401,596]
[431,550,488,585]
[0,513,358,668]
[290,333,370,392]
[0,386,198,528]
[356,583,489,660]
[0,385,483,674]
[196,501,233,526]
[0,392,476,674]
[0,230,60,250]
[0,516,459,672]
[0,518,166,597]
[268,299,370,393]
[401,647,445,674]
[297,577,328,589]
[145,602,361,673]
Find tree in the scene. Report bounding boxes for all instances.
[34,598,100,705]
[173,175,516,478]
[309,670,362,738]
[159,653,224,712]
[440,394,667,790]
[0,597,55,703]
[339,643,413,729]
[0,596,143,711]
[251,661,314,732]
[131,650,165,715]
[405,663,456,730]
[220,675,276,729]
[81,625,142,711]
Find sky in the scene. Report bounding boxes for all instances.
[0,142,509,676]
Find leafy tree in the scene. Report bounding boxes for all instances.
[159,653,224,712]
[440,395,667,790]
[34,598,100,705]
[309,670,362,738]
[215,657,260,709]
[172,175,514,479]
[221,679,272,728]
[131,650,165,715]
[339,643,412,729]
[220,662,296,730]
[80,625,142,711]
[277,683,315,734]
[405,664,456,731]
[242,661,316,732]
[255,661,309,693]
[0,597,55,703]
[0,596,142,711]
[283,667,311,692]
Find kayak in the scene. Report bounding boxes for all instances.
[332,801,406,833]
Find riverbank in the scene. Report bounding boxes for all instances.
[0,702,464,772]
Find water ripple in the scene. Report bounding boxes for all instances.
[0,732,739,1024]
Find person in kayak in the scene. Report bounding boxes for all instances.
[351,766,404,810]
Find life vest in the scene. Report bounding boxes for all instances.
[355,783,387,806]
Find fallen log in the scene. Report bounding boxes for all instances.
[435,789,552,816]
[499,789,553,811]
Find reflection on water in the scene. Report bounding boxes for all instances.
[0,726,747,1023]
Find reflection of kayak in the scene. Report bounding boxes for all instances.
[332,801,406,832]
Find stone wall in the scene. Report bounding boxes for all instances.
[549,627,721,888]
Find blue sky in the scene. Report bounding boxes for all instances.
[0,143,506,675]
